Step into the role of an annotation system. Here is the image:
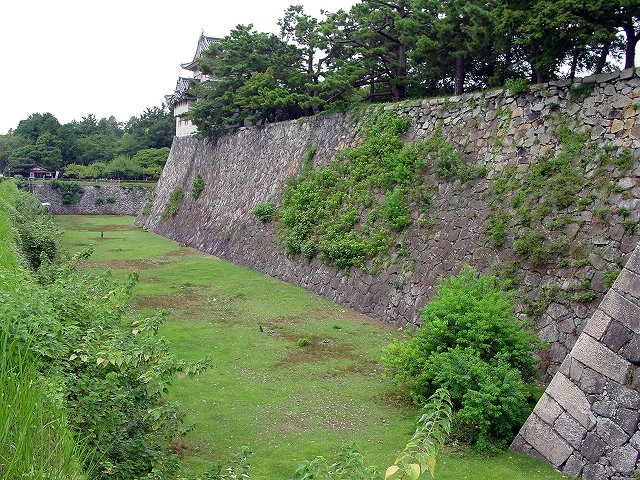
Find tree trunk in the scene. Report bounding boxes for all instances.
[569,46,579,80]
[594,39,612,74]
[391,44,408,102]
[454,55,465,95]
[623,23,637,69]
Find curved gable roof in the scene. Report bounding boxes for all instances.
[180,34,221,71]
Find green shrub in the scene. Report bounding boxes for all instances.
[253,202,277,222]
[505,77,530,95]
[161,186,184,220]
[13,174,28,190]
[192,173,204,199]
[11,191,60,271]
[382,266,540,449]
[303,144,318,173]
[279,113,426,269]
[297,338,311,347]
[622,219,638,232]
[51,180,84,204]
[1,186,209,479]
[381,188,411,231]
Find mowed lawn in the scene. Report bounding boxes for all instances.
[56,215,565,480]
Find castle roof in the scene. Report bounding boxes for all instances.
[180,33,221,71]
[165,77,194,107]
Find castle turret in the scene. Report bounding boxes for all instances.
[166,33,220,137]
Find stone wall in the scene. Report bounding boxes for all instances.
[512,243,640,479]
[34,184,151,215]
[138,69,640,378]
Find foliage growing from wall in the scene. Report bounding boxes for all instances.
[192,174,205,199]
[161,187,184,220]
[569,82,595,103]
[382,266,541,449]
[50,178,84,204]
[278,113,469,269]
[142,193,153,216]
[253,202,277,222]
[486,117,637,271]
[504,78,530,95]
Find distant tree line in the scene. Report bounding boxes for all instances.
[190,0,639,136]
[0,106,174,180]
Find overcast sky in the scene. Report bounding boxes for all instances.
[0,0,357,134]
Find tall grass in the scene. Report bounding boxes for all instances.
[0,180,87,480]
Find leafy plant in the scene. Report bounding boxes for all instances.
[161,186,184,220]
[13,174,28,190]
[11,190,60,271]
[382,266,540,449]
[386,388,452,479]
[253,202,277,222]
[192,174,205,199]
[622,219,638,232]
[1,185,210,479]
[303,144,318,173]
[504,78,530,95]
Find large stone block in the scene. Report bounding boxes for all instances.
[546,373,596,429]
[520,415,573,467]
[555,412,587,448]
[583,310,612,341]
[599,290,640,334]
[603,320,635,352]
[613,270,640,299]
[596,417,630,447]
[581,433,607,463]
[534,393,564,425]
[608,382,640,409]
[608,444,639,475]
[571,333,631,383]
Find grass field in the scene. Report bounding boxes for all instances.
[56,215,566,480]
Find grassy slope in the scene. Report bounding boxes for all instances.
[0,182,85,480]
[56,214,565,480]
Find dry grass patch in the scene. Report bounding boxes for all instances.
[276,335,358,367]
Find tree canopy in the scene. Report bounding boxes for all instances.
[189,0,638,135]
[1,105,174,180]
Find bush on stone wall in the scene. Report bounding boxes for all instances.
[252,202,277,222]
[192,174,204,199]
[382,266,541,449]
[161,187,184,220]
